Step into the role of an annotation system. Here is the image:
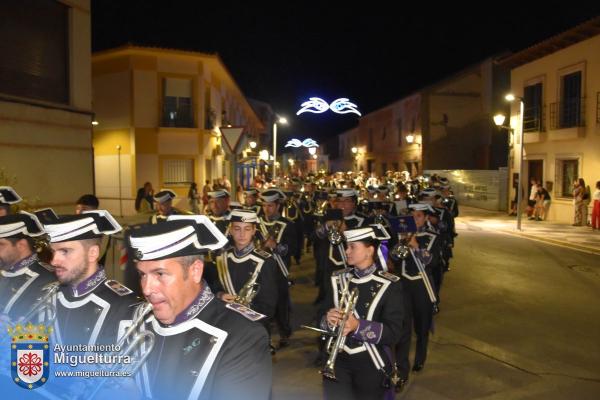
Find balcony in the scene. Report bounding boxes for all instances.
[548,98,585,140]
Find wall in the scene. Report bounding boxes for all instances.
[426,169,508,211]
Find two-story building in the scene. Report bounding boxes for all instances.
[499,16,600,223]
[0,0,93,213]
[91,45,264,215]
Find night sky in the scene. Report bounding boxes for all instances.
[92,1,599,145]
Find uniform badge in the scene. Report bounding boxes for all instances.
[225,303,266,321]
[378,270,400,282]
[8,323,52,390]
[104,280,133,296]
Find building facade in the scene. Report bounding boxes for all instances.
[500,17,600,223]
[91,46,264,215]
[0,0,93,213]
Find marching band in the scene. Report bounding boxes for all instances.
[0,169,459,399]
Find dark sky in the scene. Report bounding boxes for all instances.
[92,1,599,144]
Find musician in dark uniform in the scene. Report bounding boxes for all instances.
[151,189,185,224]
[128,214,272,400]
[243,188,262,216]
[42,210,139,345]
[259,189,297,348]
[0,186,21,217]
[0,212,56,321]
[207,189,232,234]
[320,225,404,400]
[392,203,441,391]
[204,209,278,329]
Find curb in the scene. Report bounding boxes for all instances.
[498,229,600,256]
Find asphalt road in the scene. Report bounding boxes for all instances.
[271,218,600,399]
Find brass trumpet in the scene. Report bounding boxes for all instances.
[18,281,60,326]
[234,266,260,307]
[390,233,414,260]
[322,287,359,381]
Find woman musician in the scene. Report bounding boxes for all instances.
[319,225,404,400]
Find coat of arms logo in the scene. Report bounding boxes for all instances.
[7,323,52,390]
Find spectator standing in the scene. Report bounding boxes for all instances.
[534,183,551,221]
[201,179,212,213]
[135,182,154,213]
[572,178,587,226]
[188,182,200,214]
[591,181,600,230]
[222,174,232,193]
[527,178,538,220]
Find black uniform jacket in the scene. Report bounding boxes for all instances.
[204,246,278,319]
[321,267,404,372]
[51,268,139,346]
[131,284,272,400]
[0,254,56,321]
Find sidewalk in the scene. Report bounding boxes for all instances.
[455,206,600,255]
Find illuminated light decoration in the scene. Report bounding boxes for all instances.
[285,138,319,148]
[296,97,361,116]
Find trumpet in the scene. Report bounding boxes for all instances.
[390,233,414,260]
[18,281,60,326]
[234,266,261,307]
[87,302,155,399]
[322,287,359,381]
[326,220,343,246]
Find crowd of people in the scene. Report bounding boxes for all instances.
[2,166,597,399]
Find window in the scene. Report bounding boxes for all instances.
[381,162,387,175]
[162,78,193,127]
[163,159,194,185]
[523,83,543,132]
[392,162,399,172]
[0,0,69,104]
[368,129,373,152]
[556,159,578,198]
[367,159,374,173]
[560,71,582,128]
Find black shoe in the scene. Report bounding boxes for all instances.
[412,363,424,372]
[394,378,408,393]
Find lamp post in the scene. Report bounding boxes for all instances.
[351,147,358,172]
[116,145,123,217]
[502,94,525,231]
[273,116,288,178]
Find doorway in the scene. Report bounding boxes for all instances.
[527,160,543,186]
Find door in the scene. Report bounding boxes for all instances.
[528,160,543,186]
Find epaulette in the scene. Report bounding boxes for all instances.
[225,303,266,322]
[332,267,353,277]
[252,249,272,259]
[378,270,400,282]
[39,262,55,272]
[104,280,134,296]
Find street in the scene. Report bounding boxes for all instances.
[272,211,600,399]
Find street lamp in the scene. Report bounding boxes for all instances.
[351,147,358,154]
[308,146,317,155]
[503,93,525,230]
[249,140,257,149]
[273,116,288,178]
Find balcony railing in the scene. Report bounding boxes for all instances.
[523,104,545,132]
[161,97,193,128]
[549,98,585,130]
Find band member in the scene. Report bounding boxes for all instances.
[42,210,138,345]
[0,186,21,217]
[243,188,262,216]
[207,189,232,234]
[204,209,278,329]
[259,189,297,348]
[335,189,369,229]
[151,189,184,224]
[392,203,441,390]
[282,188,304,265]
[75,194,100,214]
[320,225,404,400]
[128,214,272,400]
[0,212,55,320]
